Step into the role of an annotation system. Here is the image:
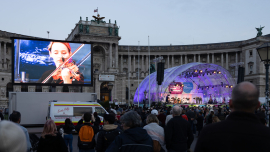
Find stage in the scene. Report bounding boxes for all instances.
[165,103,228,108]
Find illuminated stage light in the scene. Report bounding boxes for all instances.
[195,70,198,73]
[213,71,217,74]
[200,70,203,73]
[230,85,233,88]
[218,71,222,74]
[226,85,229,88]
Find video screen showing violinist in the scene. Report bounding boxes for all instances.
[13,38,92,85]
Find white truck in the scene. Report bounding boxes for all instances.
[9,92,98,127]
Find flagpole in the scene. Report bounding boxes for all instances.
[148,36,150,108]
[138,41,140,107]
[97,7,98,14]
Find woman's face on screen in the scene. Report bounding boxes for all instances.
[49,42,71,67]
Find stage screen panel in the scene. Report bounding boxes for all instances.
[12,38,92,86]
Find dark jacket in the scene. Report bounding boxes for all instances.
[157,113,166,127]
[96,124,123,152]
[37,134,68,152]
[186,111,195,121]
[0,112,4,120]
[105,127,153,152]
[63,124,75,134]
[195,111,270,152]
[165,116,194,152]
[196,115,204,130]
[75,119,98,150]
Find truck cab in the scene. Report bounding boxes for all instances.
[47,100,108,126]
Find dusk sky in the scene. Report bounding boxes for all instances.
[1,0,269,45]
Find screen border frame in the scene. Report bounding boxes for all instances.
[11,37,93,87]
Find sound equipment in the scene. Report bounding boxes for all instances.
[237,67,245,84]
[157,62,164,85]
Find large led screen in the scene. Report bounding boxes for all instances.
[12,38,92,86]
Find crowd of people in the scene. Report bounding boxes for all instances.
[1,82,270,152]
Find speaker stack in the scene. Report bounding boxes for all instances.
[157,62,165,85]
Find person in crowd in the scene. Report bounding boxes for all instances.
[165,110,173,125]
[96,113,123,152]
[93,112,101,128]
[180,109,188,121]
[186,108,196,134]
[212,116,220,123]
[158,110,166,128]
[165,106,194,152]
[75,113,98,152]
[0,121,27,152]
[0,109,4,121]
[116,111,121,121]
[37,120,68,152]
[63,118,75,152]
[144,114,167,152]
[195,82,270,152]
[207,110,215,125]
[106,111,153,152]
[11,111,32,152]
[196,112,204,137]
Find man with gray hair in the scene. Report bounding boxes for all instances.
[195,82,270,152]
[165,106,194,152]
[106,111,153,152]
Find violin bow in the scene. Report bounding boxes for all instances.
[42,44,85,83]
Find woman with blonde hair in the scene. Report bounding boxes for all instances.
[212,116,221,123]
[143,114,167,152]
[37,120,68,152]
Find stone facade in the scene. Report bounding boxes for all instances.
[0,16,270,107]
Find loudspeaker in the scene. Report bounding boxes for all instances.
[157,62,164,85]
[237,67,245,84]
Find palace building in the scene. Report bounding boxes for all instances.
[0,15,269,108]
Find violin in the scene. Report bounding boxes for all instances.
[51,58,82,82]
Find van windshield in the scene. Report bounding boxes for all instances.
[74,107,93,116]
[95,107,106,117]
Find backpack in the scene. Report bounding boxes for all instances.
[78,125,95,149]
[103,129,121,147]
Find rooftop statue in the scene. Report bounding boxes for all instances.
[150,64,156,74]
[256,25,264,37]
[92,14,105,24]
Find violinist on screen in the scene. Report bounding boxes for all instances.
[37,42,84,84]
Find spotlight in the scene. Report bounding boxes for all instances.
[230,85,233,88]
[226,85,229,88]
[195,69,198,73]
[218,71,222,74]
[213,71,217,74]
[200,70,203,73]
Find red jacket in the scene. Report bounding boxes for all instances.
[182,114,188,121]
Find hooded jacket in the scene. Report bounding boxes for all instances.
[105,127,153,152]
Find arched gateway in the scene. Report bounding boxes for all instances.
[134,63,236,104]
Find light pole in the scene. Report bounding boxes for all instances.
[256,42,270,126]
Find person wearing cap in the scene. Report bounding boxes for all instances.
[195,82,270,152]
[37,42,84,84]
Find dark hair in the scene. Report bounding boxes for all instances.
[94,112,98,117]
[65,118,71,126]
[84,112,91,122]
[11,111,21,123]
[199,112,203,115]
[232,82,259,111]
[104,114,115,124]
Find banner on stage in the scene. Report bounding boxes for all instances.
[168,82,183,94]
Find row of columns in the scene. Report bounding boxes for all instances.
[108,43,118,69]
[119,52,240,74]
[0,42,7,70]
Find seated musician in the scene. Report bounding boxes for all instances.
[208,95,213,104]
[37,42,84,84]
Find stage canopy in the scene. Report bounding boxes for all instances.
[134,62,236,104]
